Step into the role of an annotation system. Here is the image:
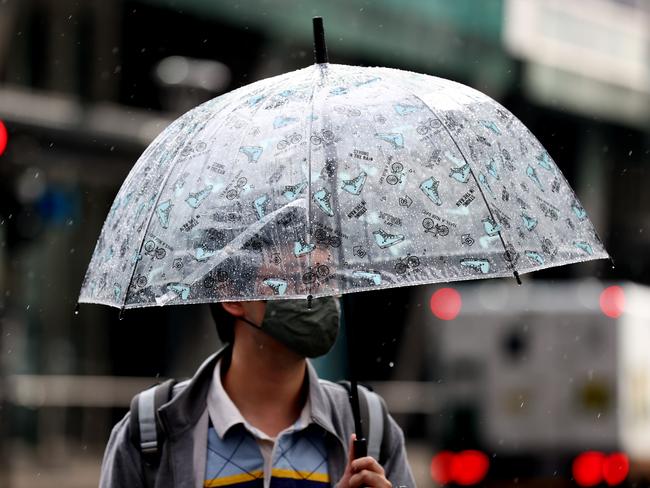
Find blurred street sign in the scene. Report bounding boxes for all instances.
[504,0,650,127]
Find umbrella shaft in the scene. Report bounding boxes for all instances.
[344,307,367,458]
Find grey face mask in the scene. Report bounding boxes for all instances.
[240,297,341,358]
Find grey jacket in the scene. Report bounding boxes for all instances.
[99,348,415,488]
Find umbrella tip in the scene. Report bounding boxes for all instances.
[74,303,80,316]
[312,17,328,64]
[118,307,125,321]
[307,294,313,310]
[513,271,522,286]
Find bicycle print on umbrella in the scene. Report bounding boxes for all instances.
[394,254,420,275]
[422,218,449,237]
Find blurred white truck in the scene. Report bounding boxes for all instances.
[379,280,650,486]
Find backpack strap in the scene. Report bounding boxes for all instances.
[129,378,178,487]
[364,387,385,461]
[338,381,386,462]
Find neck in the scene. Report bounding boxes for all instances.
[222,321,308,437]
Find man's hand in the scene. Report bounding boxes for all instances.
[338,434,392,488]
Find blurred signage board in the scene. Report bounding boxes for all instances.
[503,0,650,127]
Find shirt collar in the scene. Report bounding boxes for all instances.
[305,360,338,439]
[207,359,316,441]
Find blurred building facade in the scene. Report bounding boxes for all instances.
[0,0,649,486]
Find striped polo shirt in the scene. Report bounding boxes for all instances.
[204,360,330,488]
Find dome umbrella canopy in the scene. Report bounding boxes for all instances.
[78,60,607,309]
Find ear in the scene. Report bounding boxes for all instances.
[221,301,246,318]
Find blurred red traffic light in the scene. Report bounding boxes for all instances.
[573,451,606,486]
[430,287,462,320]
[430,450,455,485]
[603,453,629,486]
[0,120,7,156]
[573,451,629,486]
[431,450,489,486]
[599,286,625,319]
[453,450,490,486]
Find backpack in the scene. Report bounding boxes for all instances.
[129,378,388,487]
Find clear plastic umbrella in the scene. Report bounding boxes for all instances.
[78,46,607,309]
[78,17,608,458]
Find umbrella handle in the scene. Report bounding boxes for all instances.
[354,437,368,459]
[348,377,367,459]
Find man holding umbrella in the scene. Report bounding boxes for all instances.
[82,16,608,488]
[99,294,415,488]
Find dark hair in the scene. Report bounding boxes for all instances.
[209,303,235,344]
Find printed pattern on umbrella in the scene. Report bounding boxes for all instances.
[79,64,607,308]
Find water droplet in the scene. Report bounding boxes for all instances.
[389,362,394,368]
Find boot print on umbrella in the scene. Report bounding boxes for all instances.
[375,132,404,149]
[521,213,538,231]
[156,200,173,229]
[352,270,382,286]
[449,158,471,183]
[480,120,501,135]
[283,181,308,201]
[273,116,298,129]
[341,171,367,195]
[263,278,288,295]
[486,159,500,180]
[373,229,405,249]
[393,103,418,116]
[526,166,544,192]
[195,247,216,261]
[536,151,553,171]
[186,185,213,209]
[239,146,263,164]
[574,241,594,255]
[293,240,316,257]
[420,177,442,206]
[478,173,495,198]
[253,194,270,219]
[313,189,334,216]
[483,217,501,237]
[167,283,191,300]
[572,202,587,221]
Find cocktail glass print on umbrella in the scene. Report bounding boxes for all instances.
[78,17,608,458]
